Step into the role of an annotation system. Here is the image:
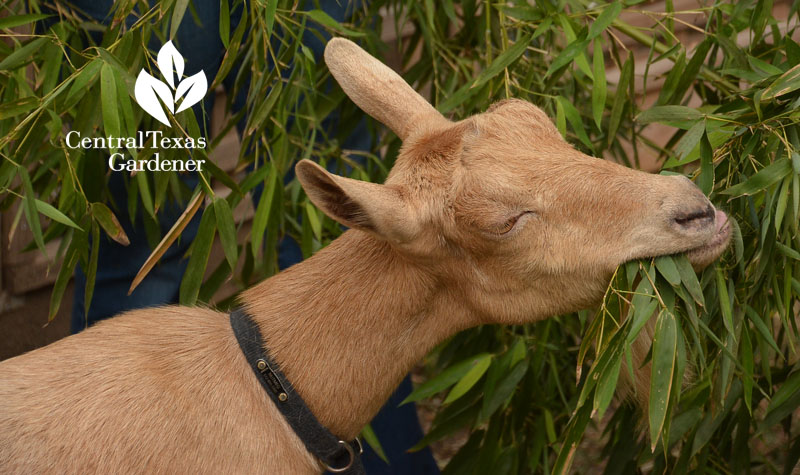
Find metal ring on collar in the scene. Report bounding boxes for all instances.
[322,440,356,473]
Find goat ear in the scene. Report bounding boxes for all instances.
[295,160,418,243]
[324,38,448,140]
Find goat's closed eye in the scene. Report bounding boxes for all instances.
[497,211,534,235]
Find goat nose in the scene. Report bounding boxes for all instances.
[672,204,715,229]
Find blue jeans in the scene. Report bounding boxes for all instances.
[60,1,438,473]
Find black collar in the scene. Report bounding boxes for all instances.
[229,308,365,474]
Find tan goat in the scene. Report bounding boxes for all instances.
[0,38,731,474]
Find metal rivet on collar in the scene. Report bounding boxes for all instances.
[256,359,267,370]
[278,393,288,402]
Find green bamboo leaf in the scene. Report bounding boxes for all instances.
[305,201,322,240]
[136,172,156,219]
[557,96,593,150]
[731,216,744,264]
[400,353,491,405]
[698,130,714,195]
[767,370,800,412]
[673,120,705,160]
[774,175,791,232]
[655,256,681,286]
[265,0,278,36]
[741,328,754,414]
[251,163,277,256]
[591,39,606,129]
[472,34,532,88]
[594,354,622,419]
[480,360,528,420]
[636,105,704,125]
[34,199,81,230]
[544,409,557,443]
[179,205,216,305]
[587,1,622,39]
[716,268,734,335]
[628,265,657,343]
[91,202,130,245]
[49,241,79,321]
[675,254,705,306]
[170,0,190,38]
[552,400,592,474]
[66,59,103,104]
[0,13,51,29]
[213,197,238,270]
[100,63,120,150]
[444,353,492,404]
[305,10,365,37]
[84,221,100,319]
[761,63,800,101]
[721,157,791,196]
[211,6,248,88]
[555,98,566,138]
[0,37,47,70]
[0,96,39,121]
[360,424,388,464]
[656,50,685,105]
[649,309,677,451]
[607,53,633,145]
[112,65,136,137]
[775,241,800,260]
[19,167,45,255]
[247,81,283,135]
[219,0,230,47]
[546,39,590,77]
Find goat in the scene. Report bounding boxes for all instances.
[0,38,731,474]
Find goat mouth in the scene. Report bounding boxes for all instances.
[684,209,732,267]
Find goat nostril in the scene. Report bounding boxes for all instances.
[674,205,715,227]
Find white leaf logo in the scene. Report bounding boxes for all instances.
[134,41,208,127]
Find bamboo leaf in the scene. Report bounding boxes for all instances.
[636,105,704,125]
[675,254,705,306]
[655,256,681,286]
[91,202,130,246]
[557,96,593,150]
[0,37,47,70]
[19,167,45,255]
[179,205,216,305]
[546,39,590,77]
[591,39,606,129]
[721,158,791,196]
[49,241,79,321]
[360,424,388,464]
[100,63,120,148]
[213,197,238,270]
[401,353,491,405]
[84,221,100,319]
[129,192,203,294]
[219,0,230,47]
[35,199,81,230]
[698,130,714,195]
[608,53,633,145]
[649,309,677,451]
[305,10,365,37]
[588,2,622,39]
[472,34,532,88]
[444,353,492,404]
[716,268,734,335]
[0,13,51,29]
[761,63,800,101]
[170,0,190,38]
